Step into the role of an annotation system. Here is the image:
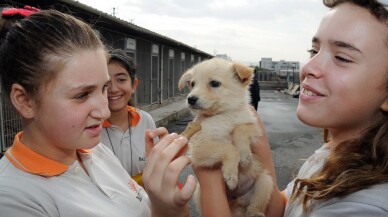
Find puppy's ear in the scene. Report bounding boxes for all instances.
[178,69,193,91]
[233,63,254,86]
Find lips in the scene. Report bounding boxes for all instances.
[302,84,324,97]
[85,123,103,136]
[108,95,122,100]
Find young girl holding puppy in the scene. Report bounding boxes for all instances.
[0,7,194,217]
[195,0,388,216]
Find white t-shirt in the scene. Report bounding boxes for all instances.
[101,106,156,176]
[284,144,388,217]
[0,132,151,217]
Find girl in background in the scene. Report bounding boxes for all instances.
[101,49,156,186]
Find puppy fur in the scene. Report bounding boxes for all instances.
[178,58,273,217]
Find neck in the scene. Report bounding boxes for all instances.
[108,108,130,131]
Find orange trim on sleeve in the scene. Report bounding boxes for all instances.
[103,105,141,128]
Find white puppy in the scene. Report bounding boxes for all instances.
[178,58,273,217]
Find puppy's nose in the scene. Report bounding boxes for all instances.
[187,96,198,105]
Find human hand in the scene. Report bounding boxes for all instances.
[145,127,169,157]
[143,133,196,217]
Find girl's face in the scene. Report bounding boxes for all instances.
[297,3,388,141]
[107,62,138,113]
[26,49,111,157]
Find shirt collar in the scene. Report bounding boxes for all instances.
[103,105,140,128]
[5,132,90,177]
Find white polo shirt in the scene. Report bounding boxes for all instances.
[284,144,388,217]
[0,132,151,217]
[101,106,156,177]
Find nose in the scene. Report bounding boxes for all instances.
[92,92,111,120]
[187,96,198,105]
[108,80,118,92]
[300,53,326,80]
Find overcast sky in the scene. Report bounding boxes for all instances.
[78,0,329,65]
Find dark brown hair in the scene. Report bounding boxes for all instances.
[0,9,106,102]
[291,0,388,212]
[108,49,137,106]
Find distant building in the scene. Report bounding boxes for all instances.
[260,58,300,73]
[216,54,232,61]
[259,57,300,83]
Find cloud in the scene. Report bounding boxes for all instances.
[79,0,329,63]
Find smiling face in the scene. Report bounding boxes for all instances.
[22,49,111,160]
[107,62,138,113]
[297,3,388,141]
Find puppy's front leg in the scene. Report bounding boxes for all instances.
[190,142,240,190]
[232,123,260,167]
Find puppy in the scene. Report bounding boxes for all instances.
[178,58,273,217]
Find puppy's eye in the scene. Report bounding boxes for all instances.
[209,80,221,88]
[190,81,195,88]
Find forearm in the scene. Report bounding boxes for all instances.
[194,167,231,217]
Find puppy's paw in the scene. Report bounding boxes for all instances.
[239,151,252,167]
[224,173,238,190]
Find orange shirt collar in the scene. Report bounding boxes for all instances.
[5,132,90,177]
[103,105,140,128]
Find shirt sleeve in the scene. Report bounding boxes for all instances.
[311,201,387,217]
[0,189,51,217]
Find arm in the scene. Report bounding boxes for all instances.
[193,167,231,217]
[143,133,196,217]
[251,110,285,217]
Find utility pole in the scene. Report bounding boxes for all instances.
[112,7,118,16]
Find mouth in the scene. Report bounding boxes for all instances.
[108,95,123,101]
[302,84,324,97]
[85,123,103,136]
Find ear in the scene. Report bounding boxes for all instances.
[178,69,193,91]
[10,83,35,119]
[233,63,254,86]
[131,78,139,92]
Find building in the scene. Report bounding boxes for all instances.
[215,54,232,61]
[259,57,300,83]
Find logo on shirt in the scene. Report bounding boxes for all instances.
[128,179,143,202]
[139,156,147,162]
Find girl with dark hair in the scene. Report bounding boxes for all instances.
[195,1,388,216]
[101,49,157,186]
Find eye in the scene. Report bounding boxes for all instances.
[209,80,221,88]
[74,92,89,100]
[335,55,353,63]
[307,49,318,58]
[190,81,195,88]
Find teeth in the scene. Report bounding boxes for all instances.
[304,89,317,96]
[109,96,121,100]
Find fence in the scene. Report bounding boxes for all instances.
[0,88,22,153]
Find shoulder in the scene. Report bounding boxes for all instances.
[136,109,156,127]
[312,183,388,216]
[137,109,154,120]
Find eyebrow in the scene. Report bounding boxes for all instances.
[68,85,96,93]
[312,37,363,55]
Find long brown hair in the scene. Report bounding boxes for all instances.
[291,0,388,212]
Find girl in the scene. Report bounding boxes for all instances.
[195,0,388,216]
[0,7,194,217]
[101,49,156,186]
